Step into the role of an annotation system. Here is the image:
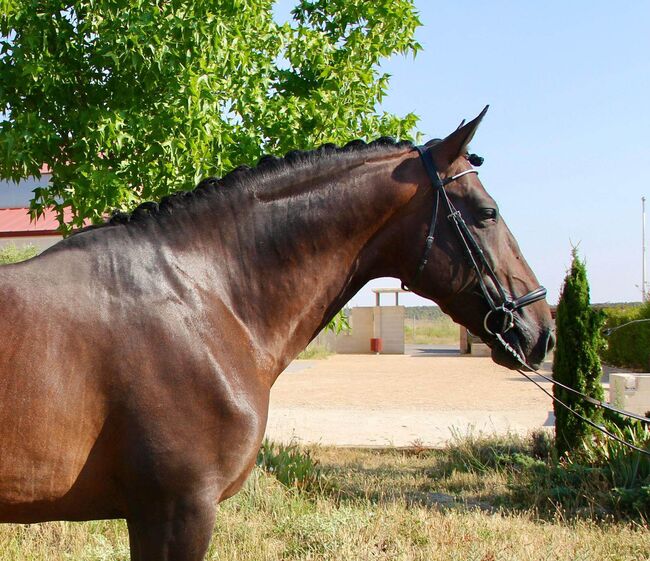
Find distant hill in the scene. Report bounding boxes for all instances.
[594,302,643,309]
[347,303,642,322]
[402,303,642,320]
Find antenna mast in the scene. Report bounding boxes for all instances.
[643,196,647,302]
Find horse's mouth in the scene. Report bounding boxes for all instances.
[488,328,550,371]
[490,341,524,370]
[486,329,542,371]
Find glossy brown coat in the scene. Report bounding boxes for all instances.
[0,114,553,559]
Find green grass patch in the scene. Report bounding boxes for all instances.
[257,439,321,491]
[296,345,332,360]
[0,244,38,265]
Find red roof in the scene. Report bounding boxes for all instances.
[0,207,71,237]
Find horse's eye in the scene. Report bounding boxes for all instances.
[479,208,498,221]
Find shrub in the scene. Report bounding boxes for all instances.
[601,303,650,369]
[0,244,38,265]
[580,421,650,513]
[552,249,606,458]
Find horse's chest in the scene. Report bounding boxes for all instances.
[122,368,270,500]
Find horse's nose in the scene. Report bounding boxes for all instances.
[529,329,555,370]
[544,330,555,355]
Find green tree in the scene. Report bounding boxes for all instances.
[0,0,420,231]
[552,248,606,457]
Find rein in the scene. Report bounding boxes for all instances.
[407,145,650,457]
[498,333,650,457]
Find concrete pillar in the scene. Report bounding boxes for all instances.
[460,326,470,354]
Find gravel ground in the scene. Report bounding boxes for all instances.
[265,350,560,447]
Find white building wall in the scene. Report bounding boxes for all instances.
[610,373,650,416]
[374,306,405,354]
[0,235,61,252]
[314,306,405,354]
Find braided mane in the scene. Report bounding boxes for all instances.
[73,137,413,235]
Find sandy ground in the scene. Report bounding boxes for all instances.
[265,347,563,447]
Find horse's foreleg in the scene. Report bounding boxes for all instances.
[126,494,217,561]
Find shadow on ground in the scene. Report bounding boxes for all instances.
[314,442,544,516]
[310,434,646,522]
[405,344,460,357]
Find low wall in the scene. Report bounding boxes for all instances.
[315,306,405,354]
[609,373,650,416]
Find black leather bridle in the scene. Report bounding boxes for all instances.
[400,145,650,456]
[403,145,547,337]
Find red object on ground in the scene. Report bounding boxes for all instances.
[370,338,383,353]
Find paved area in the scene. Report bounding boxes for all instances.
[265,349,560,447]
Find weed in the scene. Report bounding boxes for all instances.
[296,345,332,360]
[421,430,650,520]
[443,429,531,474]
[577,422,650,515]
[256,439,321,491]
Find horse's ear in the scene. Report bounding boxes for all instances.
[431,105,489,170]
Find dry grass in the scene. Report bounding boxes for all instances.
[0,444,647,560]
[404,317,460,345]
[0,520,130,560]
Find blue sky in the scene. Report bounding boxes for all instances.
[293,1,650,307]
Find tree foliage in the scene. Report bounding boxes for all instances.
[0,0,420,231]
[601,303,650,370]
[552,248,606,457]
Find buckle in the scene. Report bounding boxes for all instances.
[484,307,515,336]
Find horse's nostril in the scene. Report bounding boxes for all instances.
[545,331,556,354]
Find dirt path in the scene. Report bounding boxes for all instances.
[265,352,556,447]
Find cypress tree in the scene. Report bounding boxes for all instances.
[552,248,606,457]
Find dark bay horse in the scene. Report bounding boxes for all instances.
[0,108,554,559]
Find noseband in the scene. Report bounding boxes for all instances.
[402,146,547,337]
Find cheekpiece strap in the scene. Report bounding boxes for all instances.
[415,145,444,191]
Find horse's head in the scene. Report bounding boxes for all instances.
[401,107,554,369]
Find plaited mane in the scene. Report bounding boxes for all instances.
[71,137,413,235]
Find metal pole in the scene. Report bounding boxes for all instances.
[641,197,647,302]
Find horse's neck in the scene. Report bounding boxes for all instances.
[203,151,416,381]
